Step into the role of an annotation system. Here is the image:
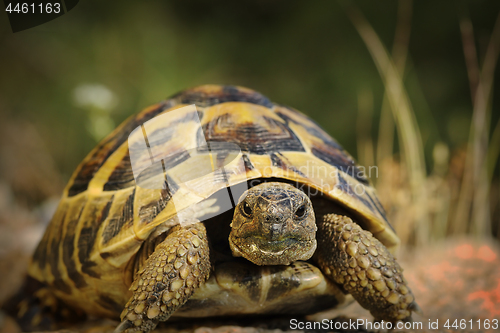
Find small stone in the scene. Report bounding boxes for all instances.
[372,260,381,268]
[161,304,167,312]
[381,289,390,297]
[167,254,176,262]
[350,281,356,287]
[360,279,368,287]
[342,232,351,241]
[134,319,142,327]
[344,224,352,231]
[172,299,179,306]
[352,234,360,242]
[175,292,181,299]
[137,292,147,301]
[349,259,357,268]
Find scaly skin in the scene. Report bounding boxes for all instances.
[229,182,317,266]
[117,223,210,332]
[315,213,420,322]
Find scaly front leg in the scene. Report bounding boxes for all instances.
[117,222,210,332]
[314,214,420,322]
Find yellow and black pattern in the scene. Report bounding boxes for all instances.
[28,84,399,319]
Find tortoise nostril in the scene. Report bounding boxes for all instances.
[265,215,281,223]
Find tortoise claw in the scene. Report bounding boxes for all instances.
[408,301,423,316]
[114,319,134,333]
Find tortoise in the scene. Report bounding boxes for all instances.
[21,85,419,332]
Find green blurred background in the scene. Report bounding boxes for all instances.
[0,0,499,245]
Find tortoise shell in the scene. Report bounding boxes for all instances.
[28,85,397,318]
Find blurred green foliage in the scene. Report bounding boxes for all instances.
[0,0,499,181]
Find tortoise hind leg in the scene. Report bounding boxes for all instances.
[314,213,421,323]
[117,222,211,333]
[3,276,83,331]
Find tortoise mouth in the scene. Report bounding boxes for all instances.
[245,236,302,253]
[229,234,317,266]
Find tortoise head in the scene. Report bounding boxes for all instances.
[229,182,317,265]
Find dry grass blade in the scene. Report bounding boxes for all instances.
[455,10,500,238]
[376,0,413,173]
[488,118,500,184]
[356,88,374,173]
[345,3,429,246]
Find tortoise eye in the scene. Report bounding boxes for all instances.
[242,201,253,217]
[295,205,306,218]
